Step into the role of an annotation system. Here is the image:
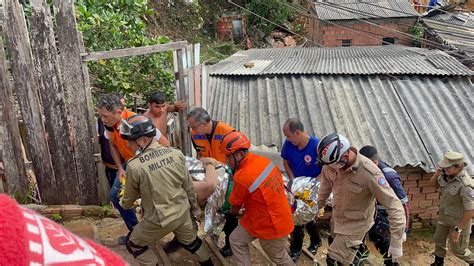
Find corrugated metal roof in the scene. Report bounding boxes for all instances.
[425,12,474,28]
[313,0,419,21]
[210,46,473,76]
[208,75,474,175]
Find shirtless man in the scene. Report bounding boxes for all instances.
[144,91,186,137]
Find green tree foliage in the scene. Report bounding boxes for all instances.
[246,0,295,35]
[76,0,175,99]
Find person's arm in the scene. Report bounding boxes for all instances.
[108,138,125,178]
[451,186,474,243]
[283,160,294,180]
[167,100,186,112]
[316,168,332,210]
[229,176,248,216]
[384,169,409,230]
[120,166,140,210]
[429,167,443,187]
[368,167,405,260]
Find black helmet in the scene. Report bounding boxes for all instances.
[316,133,351,165]
[119,114,156,141]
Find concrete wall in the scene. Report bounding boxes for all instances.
[307,17,417,47]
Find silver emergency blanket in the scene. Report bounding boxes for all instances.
[185,157,229,236]
[290,176,319,226]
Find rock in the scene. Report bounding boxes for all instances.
[283,36,297,47]
[105,208,121,218]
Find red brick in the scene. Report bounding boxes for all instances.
[425,207,439,215]
[411,193,426,201]
[431,213,439,219]
[422,187,436,193]
[419,200,433,208]
[403,180,418,188]
[426,192,440,200]
[432,198,440,206]
[410,208,425,215]
[407,174,421,180]
[408,187,421,194]
[419,213,432,220]
[418,180,433,187]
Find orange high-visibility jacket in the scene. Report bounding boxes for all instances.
[230,153,294,240]
[108,108,136,162]
[190,121,234,163]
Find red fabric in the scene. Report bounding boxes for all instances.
[229,153,294,240]
[0,194,127,266]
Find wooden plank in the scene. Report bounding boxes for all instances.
[81,41,188,62]
[188,67,195,109]
[28,0,80,204]
[204,236,229,266]
[155,243,172,266]
[201,64,208,110]
[78,31,109,205]
[194,65,202,108]
[3,0,58,203]
[53,0,98,205]
[176,49,191,155]
[0,33,28,196]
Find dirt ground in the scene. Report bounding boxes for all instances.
[64,217,472,265]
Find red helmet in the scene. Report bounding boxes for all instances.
[219,131,251,155]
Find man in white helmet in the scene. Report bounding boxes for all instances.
[316,133,405,265]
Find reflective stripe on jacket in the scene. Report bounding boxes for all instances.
[190,121,234,163]
[229,153,294,240]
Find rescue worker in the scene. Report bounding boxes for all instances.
[359,145,410,266]
[429,151,474,266]
[119,114,213,266]
[221,131,295,266]
[187,107,235,164]
[96,93,169,244]
[316,133,405,265]
[184,107,238,257]
[144,91,186,137]
[281,118,323,261]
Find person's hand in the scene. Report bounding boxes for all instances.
[434,167,443,178]
[174,101,186,111]
[451,230,461,243]
[201,157,218,167]
[317,208,325,218]
[388,241,403,263]
[191,204,201,220]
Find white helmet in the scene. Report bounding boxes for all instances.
[317,133,351,165]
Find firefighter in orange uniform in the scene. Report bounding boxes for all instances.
[220,131,295,266]
[187,107,235,164]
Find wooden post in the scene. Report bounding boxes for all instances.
[3,0,59,203]
[28,0,80,204]
[53,0,98,204]
[176,49,190,155]
[0,35,29,197]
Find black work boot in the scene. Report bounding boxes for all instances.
[162,236,181,253]
[288,250,301,262]
[307,241,322,255]
[430,255,444,266]
[219,235,233,257]
[327,255,342,266]
[200,258,214,266]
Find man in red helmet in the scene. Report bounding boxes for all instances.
[221,131,295,266]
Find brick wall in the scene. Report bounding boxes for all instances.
[216,15,246,42]
[307,17,417,47]
[394,165,439,229]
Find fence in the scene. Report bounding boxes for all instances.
[0,0,203,205]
